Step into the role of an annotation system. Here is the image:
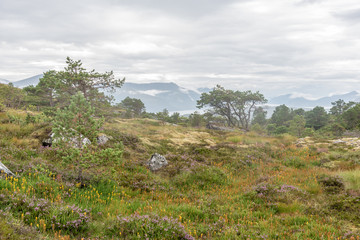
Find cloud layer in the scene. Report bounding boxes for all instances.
[1,0,360,97]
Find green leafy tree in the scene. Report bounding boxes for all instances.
[231,90,267,130]
[24,71,61,109]
[156,109,170,124]
[197,85,235,127]
[342,103,360,129]
[270,104,292,127]
[120,97,145,117]
[289,115,306,137]
[53,92,104,180]
[251,107,267,126]
[59,57,124,102]
[305,106,328,130]
[0,83,25,109]
[36,70,61,107]
[28,57,124,112]
[197,85,267,130]
[330,99,346,116]
[169,112,181,124]
[53,92,103,147]
[293,108,305,116]
[189,111,204,127]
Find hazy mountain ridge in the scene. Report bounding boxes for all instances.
[0,78,9,84]
[12,74,43,88]
[269,91,360,108]
[6,74,201,112]
[111,82,201,112]
[5,74,360,112]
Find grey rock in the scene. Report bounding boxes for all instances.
[51,132,91,148]
[147,153,168,171]
[0,161,15,176]
[42,137,52,147]
[97,134,110,145]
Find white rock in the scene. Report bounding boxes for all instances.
[0,161,15,176]
[147,153,168,171]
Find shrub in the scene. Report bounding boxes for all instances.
[173,166,228,190]
[317,175,345,194]
[0,192,90,236]
[104,213,194,240]
[0,103,5,113]
[283,156,306,169]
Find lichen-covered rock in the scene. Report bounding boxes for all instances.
[51,132,91,148]
[147,153,168,171]
[97,134,110,145]
[0,161,15,176]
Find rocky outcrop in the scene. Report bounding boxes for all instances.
[52,132,91,148]
[42,132,110,148]
[147,153,168,171]
[0,161,15,176]
[296,137,360,151]
[331,138,360,151]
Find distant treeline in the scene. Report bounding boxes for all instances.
[1,57,359,137]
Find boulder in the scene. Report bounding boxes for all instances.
[147,153,168,171]
[0,161,15,176]
[43,132,110,147]
[51,132,91,148]
[97,134,110,145]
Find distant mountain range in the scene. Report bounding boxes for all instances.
[2,74,360,113]
[269,91,360,108]
[2,74,201,112]
[0,78,9,84]
[111,82,201,112]
[12,74,43,88]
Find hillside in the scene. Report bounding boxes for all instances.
[0,109,359,239]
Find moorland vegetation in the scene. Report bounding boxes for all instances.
[0,58,360,239]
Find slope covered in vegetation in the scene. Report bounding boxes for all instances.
[0,110,359,239]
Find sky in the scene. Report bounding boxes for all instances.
[1,0,360,98]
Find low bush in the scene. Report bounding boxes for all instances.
[283,156,306,169]
[317,175,345,194]
[104,213,194,240]
[173,166,228,190]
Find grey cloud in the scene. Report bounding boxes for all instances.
[334,8,360,22]
[0,0,360,100]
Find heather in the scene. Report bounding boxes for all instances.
[0,110,360,240]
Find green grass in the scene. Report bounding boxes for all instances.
[0,111,359,239]
[337,169,360,190]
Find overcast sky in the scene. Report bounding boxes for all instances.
[1,0,360,98]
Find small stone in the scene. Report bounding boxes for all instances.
[147,153,168,171]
